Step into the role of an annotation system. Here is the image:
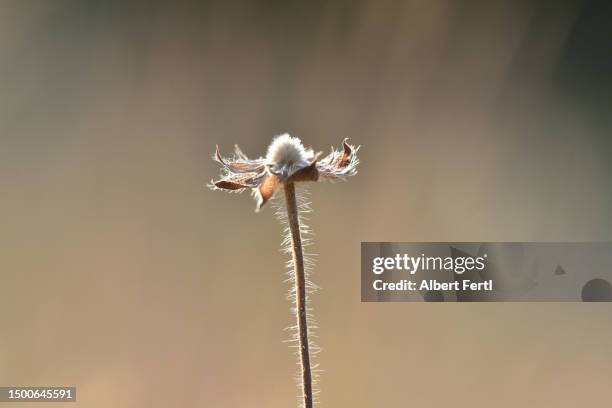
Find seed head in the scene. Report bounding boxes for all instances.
[209,133,360,211]
[265,133,315,179]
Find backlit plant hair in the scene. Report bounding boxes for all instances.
[209,133,360,408]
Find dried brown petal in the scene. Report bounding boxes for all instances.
[287,160,319,183]
[214,145,264,174]
[339,138,352,167]
[257,174,280,210]
[214,180,251,190]
[212,170,266,190]
[316,139,359,180]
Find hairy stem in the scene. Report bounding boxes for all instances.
[283,182,313,408]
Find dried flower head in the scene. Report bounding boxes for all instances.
[209,133,360,210]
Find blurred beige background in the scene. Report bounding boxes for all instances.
[1,1,612,407]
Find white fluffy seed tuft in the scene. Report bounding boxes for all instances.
[265,134,313,169]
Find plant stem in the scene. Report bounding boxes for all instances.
[283,182,313,408]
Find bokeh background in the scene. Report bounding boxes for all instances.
[1,1,612,407]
